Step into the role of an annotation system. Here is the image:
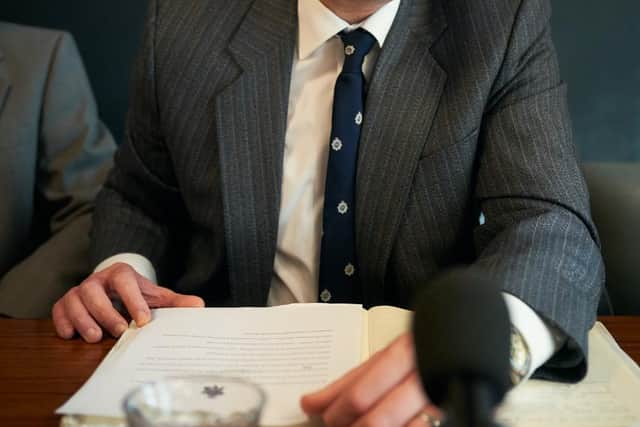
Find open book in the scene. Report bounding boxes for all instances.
[58,304,412,426]
[58,304,640,427]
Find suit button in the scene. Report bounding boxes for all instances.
[320,289,332,303]
[344,263,355,277]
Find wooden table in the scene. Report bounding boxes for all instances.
[0,317,638,427]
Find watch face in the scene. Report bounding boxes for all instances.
[511,334,527,363]
[510,326,531,385]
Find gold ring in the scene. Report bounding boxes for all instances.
[420,412,441,427]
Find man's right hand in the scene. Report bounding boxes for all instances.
[52,263,205,343]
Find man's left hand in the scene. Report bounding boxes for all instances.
[301,333,442,427]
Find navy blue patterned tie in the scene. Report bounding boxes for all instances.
[318,28,376,304]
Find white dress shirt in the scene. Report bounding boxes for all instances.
[96,0,559,379]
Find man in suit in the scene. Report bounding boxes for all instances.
[0,22,115,318]
[52,0,604,424]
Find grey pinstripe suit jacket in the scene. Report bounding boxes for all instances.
[92,0,605,380]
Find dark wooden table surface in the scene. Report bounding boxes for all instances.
[0,317,638,427]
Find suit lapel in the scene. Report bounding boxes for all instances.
[215,0,296,306]
[0,51,10,116]
[356,0,448,306]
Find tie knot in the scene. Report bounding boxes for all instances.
[339,28,376,72]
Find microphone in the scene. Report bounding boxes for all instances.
[413,267,511,427]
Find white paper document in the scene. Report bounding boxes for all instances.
[57,304,364,426]
[58,304,640,427]
[497,323,640,427]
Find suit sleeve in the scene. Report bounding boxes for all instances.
[472,0,605,382]
[90,0,188,283]
[0,32,115,318]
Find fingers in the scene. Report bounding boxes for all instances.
[137,275,205,308]
[102,264,152,327]
[302,333,443,427]
[301,345,388,414]
[51,262,205,343]
[78,277,129,337]
[52,263,145,342]
[62,288,103,343]
[171,294,206,308]
[52,300,74,339]
[352,373,429,427]
[320,334,416,427]
[104,264,204,324]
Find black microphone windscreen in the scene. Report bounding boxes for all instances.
[413,267,511,407]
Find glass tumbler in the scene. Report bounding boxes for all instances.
[123,376,265,427]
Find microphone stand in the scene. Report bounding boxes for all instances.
[441,378,504,427]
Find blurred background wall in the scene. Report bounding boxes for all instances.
[2,0,639,160]
[1,0,149,144]
[552,0,640,161]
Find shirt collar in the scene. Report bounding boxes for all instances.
[298,0,401,60]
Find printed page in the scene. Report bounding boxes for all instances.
[367,305,412,355]
[57,304,364,426]
[497,322,640,427]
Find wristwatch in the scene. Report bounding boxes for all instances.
[510,325,531,386]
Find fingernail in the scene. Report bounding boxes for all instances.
[137,310,150,325]
[115,323,128,336]
[62,328,74,339]
[87,328,100,340]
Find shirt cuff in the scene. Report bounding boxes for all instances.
[94,253,158,283]
[502,292,564,379]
